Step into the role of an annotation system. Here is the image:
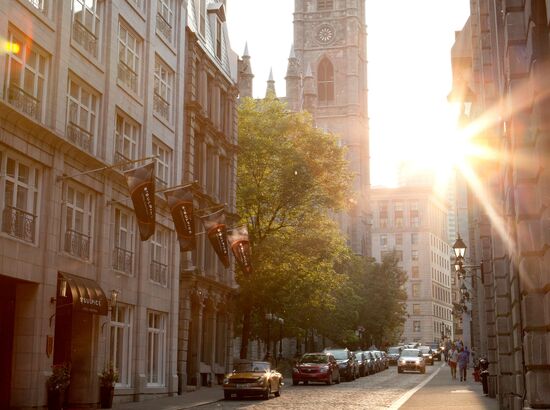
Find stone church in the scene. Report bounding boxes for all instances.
[238,0,371,256]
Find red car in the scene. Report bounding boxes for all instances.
[292,352,341,385]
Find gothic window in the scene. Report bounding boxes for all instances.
[317,0,333,10]
[317,58,334,105]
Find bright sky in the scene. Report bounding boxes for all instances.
[226,0,471,187]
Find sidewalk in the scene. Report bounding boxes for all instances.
[113,385,224,410]
[398,364,499,409]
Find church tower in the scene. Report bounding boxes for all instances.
[288,0,370,255]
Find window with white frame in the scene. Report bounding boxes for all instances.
[411,249,419,261]
[113,208,134,275]
[117,22,140,93]
[150,226,169,286]
[153,56,173,122]
[71,0,102,58]
[412,283,420,298]
[147,311,166,386]
[156,0,174,41]
[317,0,333,10]
[67,77,99,154]
[4,29,48,121]
[152,139,171,190]
[114,113,139,169]
[215,18,222,59]
[63,183,94,260]
[127,0,143,11]
[26,0,48,13]
[110,303,133,387]
[0,152,40,243]
[413,320,421,332]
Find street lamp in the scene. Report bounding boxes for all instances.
[278,318,284,363]
[265,313,273,361]
[452,235,467,260]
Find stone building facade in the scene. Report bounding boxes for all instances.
[371,187,453,345]
[450,1,550,408]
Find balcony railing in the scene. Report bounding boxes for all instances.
[64,229,91,260]
[150,260,168,286]
[118,61,138,92]
[2,206,36,243]
[155,176,168,191]
[113,246,133,275]
[66,121,93,153]
[156,12,172,40]
[153,92,169,121]
[7,83,41,121]
[114,151,134,172]
[72,19,98,57]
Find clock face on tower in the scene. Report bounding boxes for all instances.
[316,24,335,44]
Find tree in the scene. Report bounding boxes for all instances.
[236,96,353,357]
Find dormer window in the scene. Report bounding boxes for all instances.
[215,18,222,59]
[318,0,333,10]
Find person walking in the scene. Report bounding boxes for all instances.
[458,347,469,382]
[448,344,458,380]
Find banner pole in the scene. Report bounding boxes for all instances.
[56,155,159,182]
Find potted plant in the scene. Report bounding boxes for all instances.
[98,363,118,408]
[46,362,71,410]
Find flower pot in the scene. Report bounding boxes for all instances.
[99,385,114,409]
[47,389,63,410]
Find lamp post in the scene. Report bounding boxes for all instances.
[278,318,284,365]
[265,313,273,361]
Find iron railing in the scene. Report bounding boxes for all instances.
[66,121,93,153]
[114,151,134,172]
[7,83,41,121]
[64,229,91,259]
[153,92,169,121]
[2,206,36,243]
[117,61,138,92]
[155,176,167,191]
[150,260,168,286]
[156,12,172,40]
[72,19,98,57]
[113,246,133,274]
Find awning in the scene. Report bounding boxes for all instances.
[58,272,108,316]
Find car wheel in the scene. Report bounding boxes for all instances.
[274,383,281,397]
[263,385,271,400]
[336,374,341,384]
[398,368,403,374]
[303,380,308,385]
[224,391,231,400]
[326,374,333,385]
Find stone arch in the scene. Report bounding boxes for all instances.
[317,57,334,105]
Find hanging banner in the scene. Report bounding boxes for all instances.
[200,208,230,268]
[164,186,196,252]
[228,225,253,274]
[124,162,156,241]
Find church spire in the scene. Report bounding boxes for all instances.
[265,67,276,98]
[238,42,254,99]
[303,63,317,112]
[285,44,301,111]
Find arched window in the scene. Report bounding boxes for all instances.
[317,58,334,105]
[317,0,334,10]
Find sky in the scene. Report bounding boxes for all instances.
[226,0,471,187]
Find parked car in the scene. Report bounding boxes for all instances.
[397,349,426,374]
[223,360,283,400]
[418,346,434,365]
[379,351,389,369]
[427,342,442,361]
[354,351,367,377]
[323,348,357,381]
[370,350,383,372]
[364,350,376,374]
[387,346,402,365]
[292,352,340,385]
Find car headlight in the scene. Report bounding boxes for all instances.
[429,355,433,359]
[398,359,406,365]
[319,365,329,373]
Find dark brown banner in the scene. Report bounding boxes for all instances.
[200,208,230,268]
[124,162,156,241]
[228,225,253,274]
[164,186,196,252]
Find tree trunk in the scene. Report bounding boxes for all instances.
[240,308,251,359]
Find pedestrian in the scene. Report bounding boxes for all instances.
[458,347,469,382]
[448,344,458,380]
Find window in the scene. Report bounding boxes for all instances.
[206,145,217,195]
[156,0,174,41]
[413,321,421,332]
[113,208,134,275]
[317,0,333,10]
[127,0,143,10]
[395,233,402,246]
[206,74,214,119]
[150,227,169,286]
[110,304,133,387]
[215,18,222,59]
[198,0,206,36]
[117,22,140,93]
[380,234,387,247]
[317,58,334,105]
[153,56,173,122]
[4,29,48,121]
[219,156,229,204]
[413,304,421,315]
[411,249,419,261]
[147,311,166,386]
[411,215,420,227]
[194,140,203,184]
[412,283,420,298]
[152,140,171,190]
[0,152,40,243]
[412,265,420,279]
[114,113,139,169]
[63,183,94,260]
[71,0,101,58]
[66,77,99,153]
[411,232,419,245]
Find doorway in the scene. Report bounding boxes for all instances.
[0,276,16,408]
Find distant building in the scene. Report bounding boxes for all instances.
[371,187,453,344]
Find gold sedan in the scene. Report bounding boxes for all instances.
[223,360,283,400]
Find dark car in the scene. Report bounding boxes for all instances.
[418,346,434,365]
[369,350,382,372]
[292,352,340,385]
[387,346,402,365]
[354,351,367,377]
[324,348,356,381]
[364,351,376,374]
[397,348,426,374]
[427,342,442,361]
[379,351,389,369]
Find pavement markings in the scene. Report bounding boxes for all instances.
[387,364,443,410]
[450,390,475,394]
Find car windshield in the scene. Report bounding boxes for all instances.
[327,350,348,360]
[388,347,400,354]
[429,343,439,349]
[233,362,270,372]
[401,349,420,357]
[300,354,328,364]
[419,346,430,354]
[354,352,363,359]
